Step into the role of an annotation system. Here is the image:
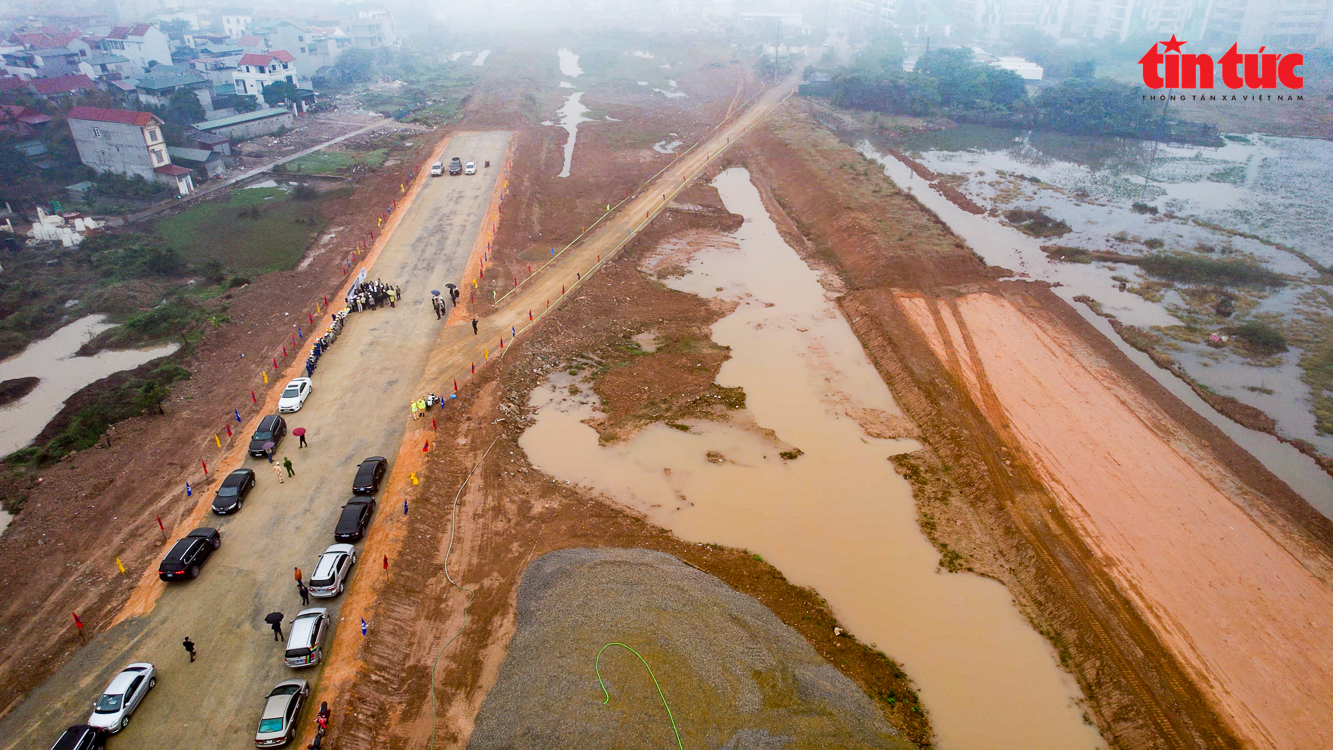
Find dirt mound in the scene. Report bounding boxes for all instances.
[469,548,915,750]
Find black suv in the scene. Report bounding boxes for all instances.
[158,528,221,581]
[248,415,287,457]
[50,725,105,750]
[448,157,462,175]
[212,468,256,514]
[351,456,388,495]
[334,498,376,541]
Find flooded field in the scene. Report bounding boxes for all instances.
[863,127,1333,467]
[0,315,178,459]
[521,168,1103,750]
[859,131,1333,517]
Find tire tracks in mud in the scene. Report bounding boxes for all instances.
[840,289,1242,750]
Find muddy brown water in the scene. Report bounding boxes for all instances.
[0,314,178,459]
[521,168,1103,749]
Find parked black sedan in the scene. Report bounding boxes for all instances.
[351,456,388,495]
[211,468,256,515]
[333,498,376,542]
[248,415,287,458]
[158,528,221,581]
[50,725,105,750]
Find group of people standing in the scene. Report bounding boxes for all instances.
[348,279,401,313]
[410,392,444,420]
[431,287,461,319]
[305,311,345,378]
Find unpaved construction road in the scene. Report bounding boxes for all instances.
[0,131,511,750]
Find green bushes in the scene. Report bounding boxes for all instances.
[1003,209,1071,238]
[80,234,183,280]
[1233,321,1288,355]
[93,172,167,200]
[1138,254,1286,287]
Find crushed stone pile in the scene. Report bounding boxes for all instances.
[468,548,915,750]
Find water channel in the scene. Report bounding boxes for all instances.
[857,140,1333,517]
[521,168,1103,750]
[0,315,178,460]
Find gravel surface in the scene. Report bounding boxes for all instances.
[469,548,914,749]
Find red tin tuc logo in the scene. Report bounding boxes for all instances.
[1139,35,1303,89]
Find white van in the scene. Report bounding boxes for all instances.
[284,608,329,668]
[429,161,444,176]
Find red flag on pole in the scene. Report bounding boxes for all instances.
[453,379,458,391]
[157,515,164,531]
[72,612,83,629]
[251,390,257,403]
[201,460,208,474]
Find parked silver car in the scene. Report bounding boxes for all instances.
[86,663,155,733]
[308,544,356,598]
[254,679,308,747]
[284,608,329,668]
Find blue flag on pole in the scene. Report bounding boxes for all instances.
[234,409,241,422]
[185,482,192,497]
[360,618,367,636]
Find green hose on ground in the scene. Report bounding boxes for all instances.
[595,642,684,750]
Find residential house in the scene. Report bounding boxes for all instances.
[28,74,98,100]
[166,145,223,179]
[2,47,83,78]
[65,105,193,195]
[80,51,133,81]
[189,43,243,87]
[183,126,231,155]
[100,24,172,75]
[0,105,51,136]
[250,20,323,77]
[346,8,397,49]
[219,8,255,38]
[192,106,292,140]
[232,50,297,101]
[135,63,213,112]
[235,34,266,53]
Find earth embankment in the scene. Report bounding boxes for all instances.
[470,548,915,750]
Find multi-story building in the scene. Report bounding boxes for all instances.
[80,51,134,81]
[99,24,172,74]
[219,8,255,38]
[941,0,1071,37]
[841,0,897,32]
[232,50,297,100]
[346,8,396,49]
[65,106,194,196]
[134,64,214,112]
[1203,0,1331,48]
[1,47,83,78]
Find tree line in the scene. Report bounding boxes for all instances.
[809,44,1220,145]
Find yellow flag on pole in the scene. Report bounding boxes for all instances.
[116,558,126,574]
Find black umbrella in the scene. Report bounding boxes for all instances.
[265,612,284,625]
[445,283,457,290]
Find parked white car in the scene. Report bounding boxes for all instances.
[308,544,356,598]
[87,663,155,733]
[277,378,312,413]
[464,161,476,175]
[429,161,444,176]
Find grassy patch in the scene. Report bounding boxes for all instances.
[1138,254,1285,287]
[154,188,329,273]
[1003,208,1071,238]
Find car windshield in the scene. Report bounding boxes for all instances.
[94,693,123,713]
[258,717,285,733]
[282,386,301,397]
[253,430,272,441]
[217,484,238,497]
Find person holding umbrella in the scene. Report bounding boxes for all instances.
[266,612,284,641]
[264,441,276,463]
[294,427,308,448]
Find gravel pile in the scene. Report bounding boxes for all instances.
[469,548,915,749]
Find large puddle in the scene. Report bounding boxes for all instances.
[859,142,1333,517]
[556,92,590,179]
[521,168,1103,750]
[0,315,178,459]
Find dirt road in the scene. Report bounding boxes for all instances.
[0,131,511,750]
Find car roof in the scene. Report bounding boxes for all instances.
[288,608,326,644]
[326,543,355,555]
[313,550,345,578]
[261,692,293,720]
[223,469,251,484]
[345,497,373,506]
[104,669,141,693]
[269,678,307,695]
[259,415,280,427]
[361,456,386,464]
[187,527,217,538]
[288,377,311,386]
